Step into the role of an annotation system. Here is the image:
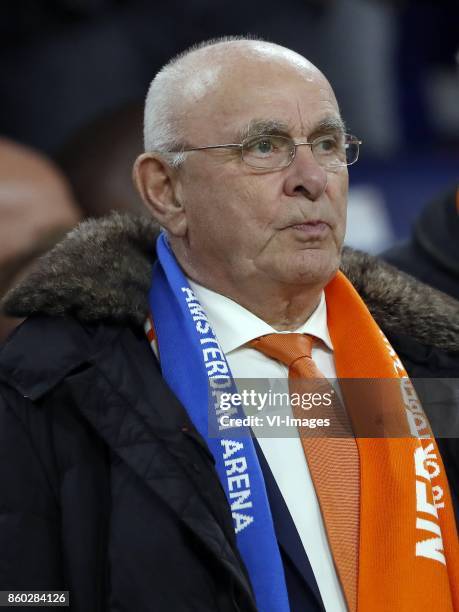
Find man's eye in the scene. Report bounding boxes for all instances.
[245,136,284,157]
[253,138,275,155]
[315,136,338,153]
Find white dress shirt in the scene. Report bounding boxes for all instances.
[188,279,347,612]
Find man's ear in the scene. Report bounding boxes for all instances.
[133,153,187,236]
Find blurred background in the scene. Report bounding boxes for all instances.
[1,0,458,338]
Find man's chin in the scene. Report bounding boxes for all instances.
[283,251,339,287]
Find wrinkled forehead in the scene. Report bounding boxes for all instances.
[178,46,340,143]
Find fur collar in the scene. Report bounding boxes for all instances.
[2,213,458,350]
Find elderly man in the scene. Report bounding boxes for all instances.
[1,38,458,612]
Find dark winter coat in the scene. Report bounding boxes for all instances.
[1,214,458,611]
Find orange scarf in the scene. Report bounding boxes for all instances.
[325,271,459,611]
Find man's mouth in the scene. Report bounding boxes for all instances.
[287,220,330,238]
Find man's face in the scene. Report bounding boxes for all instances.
[173,56,348,293]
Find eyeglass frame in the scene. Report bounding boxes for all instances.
[167,133,362,170]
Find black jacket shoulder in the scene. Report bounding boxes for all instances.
[0,314,255,612]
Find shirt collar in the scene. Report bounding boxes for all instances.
[187,279,333,354]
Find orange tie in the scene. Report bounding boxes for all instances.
[249,333,360,612]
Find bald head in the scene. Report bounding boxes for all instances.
[0,138,81,271]
[143,37,332,163]
[0,137,82,341]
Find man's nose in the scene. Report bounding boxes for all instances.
[283,144,328,201]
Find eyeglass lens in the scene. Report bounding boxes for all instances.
[241,135,359,169]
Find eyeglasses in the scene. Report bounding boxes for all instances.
[174,133,362,170]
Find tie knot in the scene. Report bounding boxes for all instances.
[249,333,314,368]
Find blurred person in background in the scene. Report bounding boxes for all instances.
[0,37,458,612]
[382,187,459,301]
[0,137,81,342]
[57,102,147,218]
[381,47,459,301]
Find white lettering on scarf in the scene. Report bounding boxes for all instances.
[222,440,254,533]
[380,331,446,565]
[414,445,446,564]
[400,379,430,438]
[182,287,254,534]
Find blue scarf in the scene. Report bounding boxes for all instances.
[148,232,290,612]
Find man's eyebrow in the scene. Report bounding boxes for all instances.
[237,119,293,141]
[235,116,346,142]
[311,116,346,136]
